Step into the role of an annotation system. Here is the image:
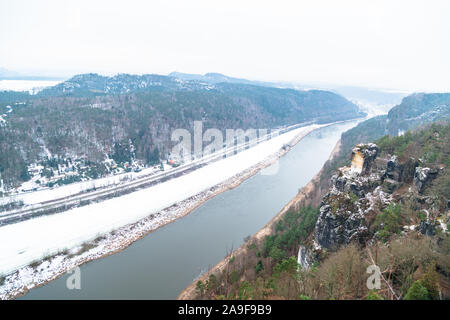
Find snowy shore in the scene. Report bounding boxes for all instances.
[0,123,323,299]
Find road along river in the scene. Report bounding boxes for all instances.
[19,120,358,299]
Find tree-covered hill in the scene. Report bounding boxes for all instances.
[0,73,364,187]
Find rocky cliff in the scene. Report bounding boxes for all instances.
[312,125,448,258]
[314,143,382,251]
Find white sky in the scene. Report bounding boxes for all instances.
[1,0,449,92]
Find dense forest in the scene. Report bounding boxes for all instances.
[0,73,364,187]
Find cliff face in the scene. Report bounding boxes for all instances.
[313,135,447,255]
[314,143,383,251]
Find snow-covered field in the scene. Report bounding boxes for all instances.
[1,168,153,206]
[0,80,61,94]
[0,124,322,278]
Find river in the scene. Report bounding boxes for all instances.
[21,120,358,299]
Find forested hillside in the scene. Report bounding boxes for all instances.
[0,73,363,188]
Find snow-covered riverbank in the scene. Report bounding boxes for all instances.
[0,80,62,94]
[0,167,156,207]
[0,123,324,299]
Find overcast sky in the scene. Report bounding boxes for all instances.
[1,0,449,91]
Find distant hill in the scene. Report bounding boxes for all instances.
[341,93,450,152]
[168,71,270,86]
[38,72,274,96]
[2,68,409,111]
[329,85,407,106]
[0,67,65,81]
[168,72,409,110]
[0,68,22,79]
